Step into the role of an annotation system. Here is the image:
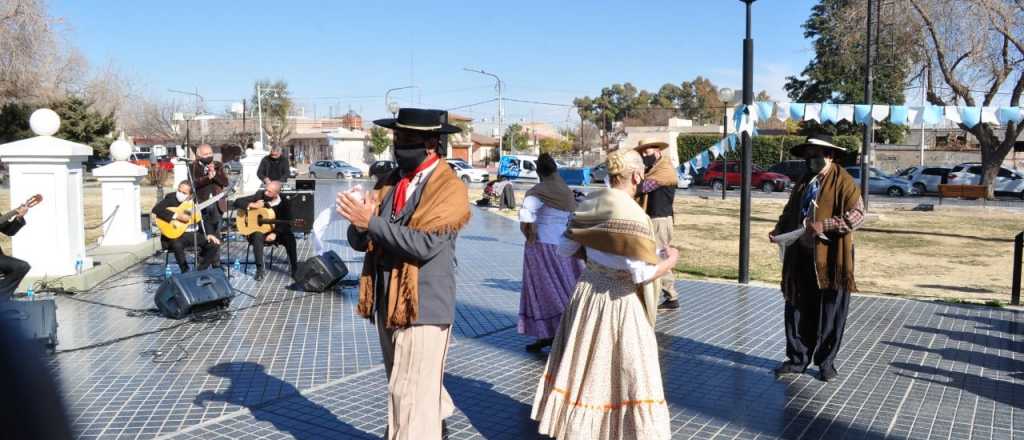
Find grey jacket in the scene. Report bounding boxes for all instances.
[347,170,459,326]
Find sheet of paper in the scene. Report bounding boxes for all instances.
[774,227,805,263]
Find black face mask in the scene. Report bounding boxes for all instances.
[394,144,428,173]
[805,156,828,175]
[642,155,658,171]
[199,156,213,165]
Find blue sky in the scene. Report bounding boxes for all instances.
[51,0,818,131]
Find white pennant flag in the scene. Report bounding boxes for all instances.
[944,106,961,124]
[837,104,855,123]
[907,107,922,126]
[981,107,999,125]
[871,105,890,122]
[776,102,791,121]
[804,103,822,122]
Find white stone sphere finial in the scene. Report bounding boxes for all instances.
[109,132,133,161]
[29,108,60,136]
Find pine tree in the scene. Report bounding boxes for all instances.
[51,97,116,157]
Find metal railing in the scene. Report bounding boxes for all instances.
[1013,232,1022,306]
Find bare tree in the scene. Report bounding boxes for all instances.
[0,0,85,105]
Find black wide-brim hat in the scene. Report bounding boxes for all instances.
[789,133,847,158]
[373,108,462,134]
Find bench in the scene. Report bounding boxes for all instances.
[937,184,989,205]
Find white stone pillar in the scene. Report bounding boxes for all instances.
[0,109,93,277]
[241,146,267,193]
[173,157,189,188]
[93,134,148,247]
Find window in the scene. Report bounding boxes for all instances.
[998,168,1015,178]
[967,166,983,175]
[923,168,946,176]
[314,161,326,167]
[726,163,739,173]
[847,168,860,178]
[523,161,536,171]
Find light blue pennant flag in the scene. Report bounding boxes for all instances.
[959,106,981,128]
[820,103,839,124]
[701,150,711,165]
[756,101,775,121]
[689,159,698,170]
[789,103,806,121]
[889,105,909,126]
[728,133,738,151]
[922,105,943,125]
[710,142,722,158]
[997,107,1022,125]
[854,104,872,124]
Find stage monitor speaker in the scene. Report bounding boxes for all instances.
[293,251,348,292]
[154,269,233,319]
[282,190,314,234]
[295,179,316,191]
[0,299,57,349]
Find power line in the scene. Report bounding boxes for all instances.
[446,98,497,111]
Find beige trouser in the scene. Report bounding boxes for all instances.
[376,316,455,440]
[651,216,678,301]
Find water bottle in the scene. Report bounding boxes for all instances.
[233,258,241,276]
[74,256,83,274]
[25,286,33,299]
[164,264,172,279]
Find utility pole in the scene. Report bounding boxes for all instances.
[861,0,875,211]
[463,68,503,158]
[738,0,756,284]
[257,84,266,149]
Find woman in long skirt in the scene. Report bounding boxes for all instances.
[518,154,583,352]
[532,149,678,440]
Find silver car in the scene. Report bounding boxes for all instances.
[896,166,950,194]
[308,160,363,179]
[845,167,918,197]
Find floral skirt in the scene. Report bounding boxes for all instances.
[518,242,584,339]
[531,263,670,440]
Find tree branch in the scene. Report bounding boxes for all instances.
[908,0,975,105]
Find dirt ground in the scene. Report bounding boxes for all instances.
[0,183,160,252]
[471,185,1022,303]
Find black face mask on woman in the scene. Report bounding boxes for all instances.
[642,155,658,171]
[394,144,428,173]
[805,155,828,175]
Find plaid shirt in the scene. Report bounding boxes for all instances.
[822,196,865,234]
[639,179,660,194]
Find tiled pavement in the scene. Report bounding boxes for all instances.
[41,180,1023,439]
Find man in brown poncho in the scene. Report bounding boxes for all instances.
[634,139,680,310]
[337,108,470,439]
[770,133,864,383]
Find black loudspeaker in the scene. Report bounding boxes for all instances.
[154,269,233,319]
[293,251,348,292]
[282,190,314,234]
[0,299,57,349]
[295,179,316,191]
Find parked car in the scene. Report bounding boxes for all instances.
[308,160,364,179]
[947,162,1024,199]
[703,160,792,192]
[129,152,152,169]
[768,160,807,183]
[223,159,241,174]
[676,166,693,189]
[446,159,489,183]
[845,166,917,197]
[369,160,397,179]
[289,166,298,178]
[896,166,950,194]
[590,163,608,183]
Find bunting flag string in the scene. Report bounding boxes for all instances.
[679,101,1024,172]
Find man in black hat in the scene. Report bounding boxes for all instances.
[770,133,864,382]
[337,108,470,440]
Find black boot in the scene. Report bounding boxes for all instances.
[525,338,553,353]
[254,270,265,281]
[819,365,839,382]
[658,299,680,310]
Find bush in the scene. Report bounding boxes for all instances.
[677,134,862,168]
[146,165,170,187]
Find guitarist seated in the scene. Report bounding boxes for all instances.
[0,199,36,297]
[233,180,298,281]
[152,181,222,273]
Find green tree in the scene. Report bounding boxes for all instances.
[369,126,391,156]
[251,79,293,148]
[539,137,571,155]
[784,0,908,143]
[502,124,530,151]
[51,97,116,157]
[0,102,34,144]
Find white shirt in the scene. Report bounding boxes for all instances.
[557,236,659,284]
[518,195,572,245]
[402,159,440,205]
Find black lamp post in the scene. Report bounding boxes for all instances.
[738,0,756,284]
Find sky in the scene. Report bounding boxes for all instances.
[50,0,819,133]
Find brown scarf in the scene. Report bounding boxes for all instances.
[356,163,471,328]
[776,165,860,302]
[638,156,678,210]
[526,173,576,212]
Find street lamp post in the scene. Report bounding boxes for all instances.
[718,87,736,201]
[385,86,417,117]
[464,68,503,159]
[168,89,206,156]
[738,0,756,285]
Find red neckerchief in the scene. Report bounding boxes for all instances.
[392,155,440,215]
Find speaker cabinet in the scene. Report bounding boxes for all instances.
[282,190,314,234]
[293,251,348,292]
[154,269,233,319]
[0,299,57,349]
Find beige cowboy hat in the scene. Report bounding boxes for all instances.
[633,138,670,152]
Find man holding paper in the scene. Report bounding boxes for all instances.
[769,134,864,383]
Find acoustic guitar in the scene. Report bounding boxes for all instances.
[235,207,306,236]
[155,191,227,239]
[0,194,43,224]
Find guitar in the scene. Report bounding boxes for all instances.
[235,207,306,236]
[0,194,42,224]
[155,191,228,239]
